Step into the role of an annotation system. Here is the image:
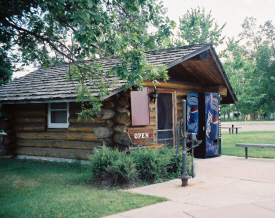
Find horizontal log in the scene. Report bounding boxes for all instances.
[15,110,46,116]
[122,91,130,97]
[2,135,16,145]
[103,137,113,146]
[144,81,202,90]
[69,107,82,115]
[68,123,104,132]
[118,97,130,107]
[117,106,130,115]
[113,112,131,125]
[150,118,156,126]
[177,111,183,118]
[15,115,46,123]
[176,90,194,97]
[65,132,101,141]
[103,101,116,109]
[204,85,227,96]
[16,132,66,140]
[1,112,15,119]
[15,104,45,110]
[113,125,127,133]
[93,127,114,138]
[149,102,156,109]
[3,144,16,150]
[113,133,132,146]
[69,115,105,124]
[0,120,11,130]
[16,132,103,142]
[113,144,130,151]
[150,111,156,118]
[104,120,114,128]
[16,139,102,149]
[177,103,183,111]
[96,109,116,120]
[3,129,15,134]
[15,123,46,132]
[15,147,93,160]
[177,98,186,104]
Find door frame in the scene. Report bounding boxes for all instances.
[156,89,177,147]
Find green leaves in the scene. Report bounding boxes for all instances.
[177,7,225,47]
[222,18,275,118]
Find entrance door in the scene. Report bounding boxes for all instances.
[157,93,174,147]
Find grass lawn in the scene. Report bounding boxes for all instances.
[0,159,166,218]
[221,131,275,158]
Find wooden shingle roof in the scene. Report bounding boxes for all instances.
[0,44,237,104]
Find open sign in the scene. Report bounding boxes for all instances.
[128,127,154,146]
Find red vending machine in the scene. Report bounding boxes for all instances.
[187,92,221,158]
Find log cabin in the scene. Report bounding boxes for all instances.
[0,44,237,160]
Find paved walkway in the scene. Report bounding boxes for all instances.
[104,156,275,218]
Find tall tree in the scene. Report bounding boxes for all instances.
[222,17,275,119]
[177,7,226,46]
[0,0,174,116]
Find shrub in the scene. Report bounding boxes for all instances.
[130,147,188,182]
[88,146,137,186]
[88,146,194,186]
[105,155,137,186]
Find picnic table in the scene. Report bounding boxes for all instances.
[221,124,242,134]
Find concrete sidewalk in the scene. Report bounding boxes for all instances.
[104,156,275,218]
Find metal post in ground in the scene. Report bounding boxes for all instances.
[180,99,191,186]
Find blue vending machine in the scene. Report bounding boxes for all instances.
[187,92,221,158]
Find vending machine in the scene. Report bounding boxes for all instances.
[187,92,221,158]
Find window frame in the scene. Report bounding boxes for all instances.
[48,102,69,128]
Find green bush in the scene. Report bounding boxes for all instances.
[88,146,137,186]
[130,147,186,182]
[88,146,194,186]
[105,156,137,186]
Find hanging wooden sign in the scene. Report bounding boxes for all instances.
[128,127,154,146]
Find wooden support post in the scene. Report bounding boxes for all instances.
[229,128,231,134]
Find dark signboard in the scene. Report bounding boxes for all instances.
[128,127,154,146]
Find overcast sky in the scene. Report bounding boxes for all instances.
[13,0,275,78]
[162,0,275,41]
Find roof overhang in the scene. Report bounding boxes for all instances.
[166,44,237,104]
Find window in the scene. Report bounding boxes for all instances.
[48,103,69,128]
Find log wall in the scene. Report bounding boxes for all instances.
[0,80,211,160]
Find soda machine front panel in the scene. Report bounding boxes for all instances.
[187,93,199,135]
[205,93,220,156]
